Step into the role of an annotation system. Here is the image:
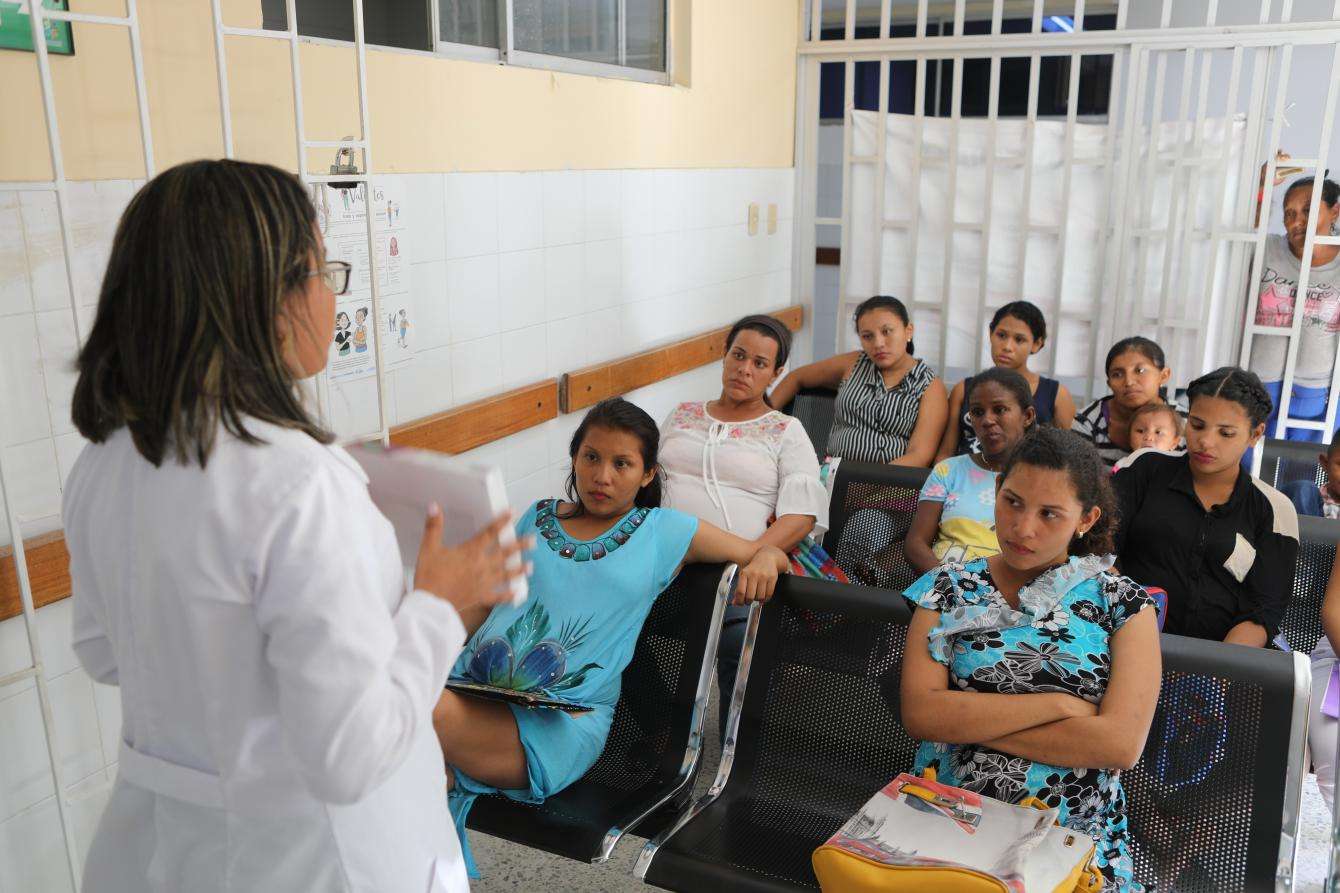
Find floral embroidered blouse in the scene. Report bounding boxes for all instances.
[904,556,1154,892]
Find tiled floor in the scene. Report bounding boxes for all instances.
[466,685,1339,892]
[1298,775,1332,893]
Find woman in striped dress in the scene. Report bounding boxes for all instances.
[770,295,948,467]
[771,296,948,587]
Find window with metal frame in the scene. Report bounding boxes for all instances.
[261,0,670,82]
[512,0,666,72]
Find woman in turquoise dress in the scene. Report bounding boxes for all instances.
[900,428,1162,891]
[433,398,790,876]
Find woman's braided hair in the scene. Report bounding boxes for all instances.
[1185,366,1273,428]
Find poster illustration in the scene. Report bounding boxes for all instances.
[312,179,415,380]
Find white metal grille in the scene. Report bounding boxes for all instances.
[797,2,1340,434]
[0,3,157,887]
[2,3,392,886]
[211,0,391,447]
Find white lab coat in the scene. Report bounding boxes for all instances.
[63,419,469,892]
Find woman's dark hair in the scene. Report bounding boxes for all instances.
[562,397,664,518]
[853,295,914,355]
[1284,175,1340,210]
[726,314,792,408]
[1185,366,1273,428]
[966,367,1035,424]
[999,427,1118,557]
[726,314,791,370]
[72,160,329,468]
[989,300,1047,345]
[1104,335,1166,374]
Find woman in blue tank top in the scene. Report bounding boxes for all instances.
[937,301,1075,460]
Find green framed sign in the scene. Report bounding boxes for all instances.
[0,1,74,56]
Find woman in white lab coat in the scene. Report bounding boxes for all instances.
[62,160,524,892]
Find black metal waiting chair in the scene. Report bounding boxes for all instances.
[636,575,1309,892]
[781,387,837,462]
[636,576,917,892]
[1121,634,1309,892]
[466,562,733,863]
[821,461,929,592]
[1280,515,1340,654]
[1261,437,1325,491]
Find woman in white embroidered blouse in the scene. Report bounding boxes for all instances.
[660,315,830,727]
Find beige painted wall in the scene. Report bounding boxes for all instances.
[1,0,798,181]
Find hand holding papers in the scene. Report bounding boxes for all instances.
[350,443,530,607]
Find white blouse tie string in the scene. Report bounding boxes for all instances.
[701,419,736,533]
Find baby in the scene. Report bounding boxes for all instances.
[1128,402,1182,452]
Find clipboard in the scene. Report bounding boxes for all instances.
[445,679,593,713]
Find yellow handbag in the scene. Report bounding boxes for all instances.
[812,769,1105,893]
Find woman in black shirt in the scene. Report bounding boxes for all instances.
[1113,367,1299,646]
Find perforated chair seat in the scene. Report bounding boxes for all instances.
[637,576,1309,893]
[821,461,930,592]
[465,563,731,863]
[1261,437,1326,492]
[637,578,920,892]
[1121,634,1307,892]
[1280,515,1339,654]
[782,387,837,462]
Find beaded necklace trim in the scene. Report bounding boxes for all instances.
[534,498,650,561]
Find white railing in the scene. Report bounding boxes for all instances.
[210,0,391,448]
[2,2,157,887]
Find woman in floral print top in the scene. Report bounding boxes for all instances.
[899,428,1162,892]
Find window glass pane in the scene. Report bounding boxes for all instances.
[623,0,665,72]
[440,0,499,48]
[261,0,433,51]
[514,0,666,72]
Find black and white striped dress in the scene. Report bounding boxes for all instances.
[825,354,936,463]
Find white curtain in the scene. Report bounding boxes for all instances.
[843,110,1248,394]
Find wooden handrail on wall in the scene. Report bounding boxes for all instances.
[0,532,72,622]
[560,305,804,413]
[389,380,559,455]
[0,306,807,623]
[0,383,561,625]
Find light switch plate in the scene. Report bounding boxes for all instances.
[767,203,778,234]
[748,202,760,236]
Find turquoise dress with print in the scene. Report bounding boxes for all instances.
[904,556,1154,892]
[447,498,699,876]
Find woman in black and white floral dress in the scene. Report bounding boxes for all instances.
[900,428,1162,891]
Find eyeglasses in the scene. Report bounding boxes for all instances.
[308,261,352,295]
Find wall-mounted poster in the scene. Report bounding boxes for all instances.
[312,178,415,382]
[0,1,75,55]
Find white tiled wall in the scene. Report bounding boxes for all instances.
[327,167,797,441]
[0,599,117,893]
[320,167,798,491]
[0,165,795,885]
